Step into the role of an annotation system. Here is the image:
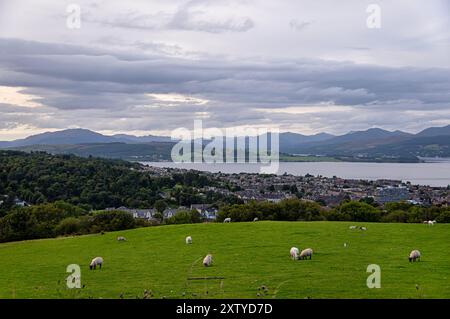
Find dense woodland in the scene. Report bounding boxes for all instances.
[0,151,237,242]
[0,150,237,212]
[0,150,449,243]
[0,150,165,209]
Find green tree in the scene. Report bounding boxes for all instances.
[154,200,168,213]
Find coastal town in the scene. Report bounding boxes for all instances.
[4,163,448,224]
[102,165,450,222]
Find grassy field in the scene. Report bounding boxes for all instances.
[0,221,449,299]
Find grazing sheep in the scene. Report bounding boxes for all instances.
[290,247,300,260]
[89,257,104,270]
[409,250,421,262]
[427,220,436,226]
[186,236,192,244]
[253,217,259,222]
[360,226,367,231]
[349,225,357,229]
[223,217,231,223]
[117,236,127,241]
[299,248,313,260]
[203,254,213,267]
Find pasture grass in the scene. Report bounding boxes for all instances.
[0,221,449,299]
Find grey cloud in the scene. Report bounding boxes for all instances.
[96,37,197,58]
[289,19,312,31]
[2,39,447,108]
[0,37,449,135]
[84,0,254,33]
[168,0,254,33]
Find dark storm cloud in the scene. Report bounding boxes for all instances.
[2,38,450,104]
[0,37,449,134]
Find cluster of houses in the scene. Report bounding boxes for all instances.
[234,190,294,203]
[0,194,219,223]
[142,168,449,208]
[105,204,218,222]
[375,185,410,204]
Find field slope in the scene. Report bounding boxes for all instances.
[0,221,449,299]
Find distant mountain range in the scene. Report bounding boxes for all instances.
[0,128,173,148]
[284,126,450,160]
[1,125,449,162]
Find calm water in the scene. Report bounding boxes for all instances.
[141,161,450,187]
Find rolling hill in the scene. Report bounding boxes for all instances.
[12,142,174,161]
[280,128,412,154]
[0,221,449,299]
[416,125,450,137]
[1,125,449,162]
[279,126,450,159]
[0,129,173,148]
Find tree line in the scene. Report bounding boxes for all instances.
[217,199,450,223]
[0,201,150,242]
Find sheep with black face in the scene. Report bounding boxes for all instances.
[409,250,421,262]
[203,254,213,267]
[299,248,313,260]
[90,257,103,270]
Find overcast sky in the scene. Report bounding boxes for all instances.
[0,0,449,140]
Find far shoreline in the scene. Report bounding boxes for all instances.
[139,160,450,187]
[133,156,450,164]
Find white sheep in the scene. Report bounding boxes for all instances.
[203,254,213,267]
[290,247,300,260]
[427,220,436,226]
[299,248,313,260]
[409,250,421,262]
[223,218,231,223]
[253,217,259,222]
[117,236,127,241]
[349,225,357,229]
[186,236,192,244]
[90,256,104,270]
[360,226,367,231]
